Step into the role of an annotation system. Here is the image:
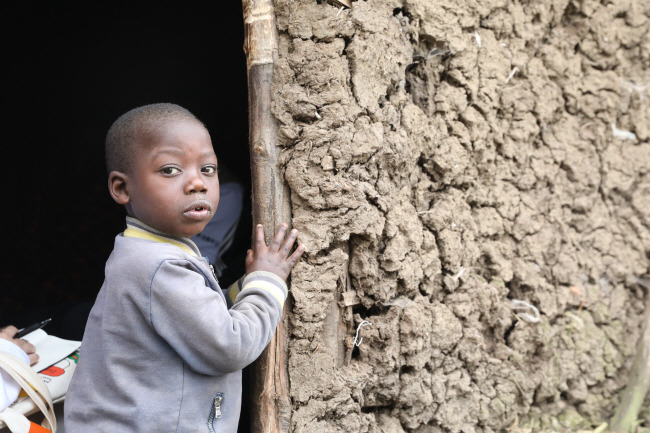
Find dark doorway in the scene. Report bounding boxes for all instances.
[1,3,251,335]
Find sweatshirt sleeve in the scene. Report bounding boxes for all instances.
[148,259,286,375]
[222,276,245,309]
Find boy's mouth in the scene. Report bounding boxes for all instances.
[184,200,212,220]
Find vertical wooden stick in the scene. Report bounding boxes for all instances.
[610,300,650,433]
[242,1,291,433]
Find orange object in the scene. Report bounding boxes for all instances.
[28,422,51,433]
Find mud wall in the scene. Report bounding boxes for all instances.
[271,0,650,431]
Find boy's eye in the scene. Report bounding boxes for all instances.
[201,165,216,175]
[160,167,181,175]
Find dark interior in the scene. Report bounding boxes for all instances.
[2,3,252,336]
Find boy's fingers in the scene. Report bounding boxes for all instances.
[287,244,305,265]
[269,224,288,251]
[281,229,298,254]
[254,224,266,248]
[244,249,254,272]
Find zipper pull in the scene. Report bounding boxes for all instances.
[213,395,222,419]
[209,264,217,280]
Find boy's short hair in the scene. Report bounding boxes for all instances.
[105,103,204,174]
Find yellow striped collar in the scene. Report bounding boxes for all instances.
[123,217,201,257]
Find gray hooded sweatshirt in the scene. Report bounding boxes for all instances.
[64,217,286,432]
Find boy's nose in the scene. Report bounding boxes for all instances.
[185,173,207,194]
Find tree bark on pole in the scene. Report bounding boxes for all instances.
[242,1,292,433]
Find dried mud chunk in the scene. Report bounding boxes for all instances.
[275,0,352,40]
[419,231,443,297]
[411,424,445,433]
[357,309,401,370]
[430,302,463,352]
[561,141,600,190]
[473,207,504,237]
[528,58,564,126]
[346,17,412,112]
[357,309,402,406]
[602,141,650,193]
[480,8,514,39]
[531,309,628,407]
[420,189,476,232]
[631,180,650,229]
[433,82,468,116]
[627,91,650,140]
[289,349,346,403]
[436,229,463,272]
[445,47,480,99]
[454,329,486,368]
[367,414,407,433]
[288,38,348,93]
[445,291,476,321]
[467,277,511,327]
[363,370,401,408]
[434,393,480,433]
[292,203,385,253]
[511,203,544,241]
[395,253,425,298]
[400,300,433,369]
[421,136,470,185]
[400,102,436,154]
[564,70,621,121]
[350,118,384,163]
[460,105,490,142]
[475,31,514,113]
[380,199,423,272]
[504,258,544,287]
[274,38,355,129]
[470,180,521,221]
[350,238,398,304]
[290,248,349,340]
[500,81,536,117]
[291,397,373,433]
[519,225,562,266]
[500,113,539,161]
[399,371,436,429]
[403,0,487,52]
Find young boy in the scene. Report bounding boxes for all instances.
[64,103,304,432]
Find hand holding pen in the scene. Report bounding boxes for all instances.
[15,318,52,338]
[0,325,40,366]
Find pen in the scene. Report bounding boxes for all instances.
[15,318,52,339]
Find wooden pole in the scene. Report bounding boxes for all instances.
[242,1,291,432]
[610,299,650,433]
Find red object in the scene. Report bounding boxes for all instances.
[39,366,64,377]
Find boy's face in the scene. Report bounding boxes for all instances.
[122,120,220,238]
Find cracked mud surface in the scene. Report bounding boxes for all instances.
[272,0,650,431]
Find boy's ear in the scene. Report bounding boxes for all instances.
[108,171,130,205]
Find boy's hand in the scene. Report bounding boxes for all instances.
[245,224,305,281]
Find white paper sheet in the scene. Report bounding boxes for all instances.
[23,329,81,373]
